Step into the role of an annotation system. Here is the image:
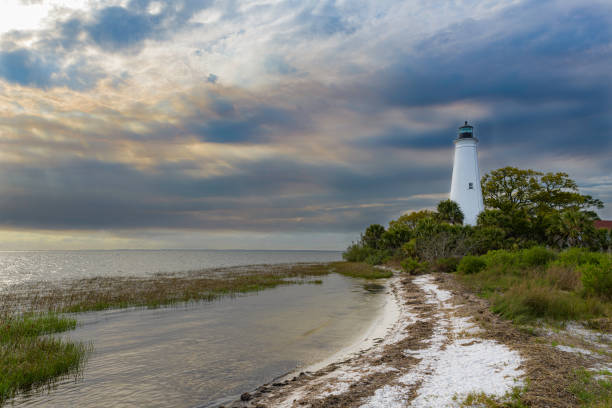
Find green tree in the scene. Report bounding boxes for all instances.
[413,217,473,261]
[481,167,603,215]
[481,167,541,212]
[388,210,436,230]
[469,226,506,254]
[436,199,464,225]
[361,224,386,249]
[382,222,413,249]
[546,209,598,249]
[534,172,603,213]
[476,208,532,245]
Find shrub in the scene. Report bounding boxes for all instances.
[481,249,519,269]
[556,247,606,267]
[520,246,556,267]
[434,257,460,273]
[364,250,389,266]
[343,244,374,262]
[457,256,487,274]
[581,259,612,300]
[401,258,429,275]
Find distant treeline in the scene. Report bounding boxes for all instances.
[344,166,611,271]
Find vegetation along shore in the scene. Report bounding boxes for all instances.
[326,167,610,407]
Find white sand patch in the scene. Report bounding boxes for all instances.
[407,339,523,407]
[452,316,483,336]
[362,274,524,408]
[316,365,400,398]
[590,363,612,381]
[412,275,453,305]
[565,322,612,348]
[360,384,408,408]
[556,344,595,356]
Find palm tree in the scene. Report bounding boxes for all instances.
[437,200,464,225]
[547,209,596,248]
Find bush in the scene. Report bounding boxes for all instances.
[581,258,612,300]
[401,258,429,275]
[434,257,460,273]
[520,246,557,267]
[457,256,487,274]
[481,249,519,269]
[556,247,606,267]
[364,250,389,266]
[343,244,374,262]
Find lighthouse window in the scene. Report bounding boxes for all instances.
[468,182,474,190]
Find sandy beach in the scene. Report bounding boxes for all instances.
[233,271,612,408]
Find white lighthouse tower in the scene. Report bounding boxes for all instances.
[450,121,484,226]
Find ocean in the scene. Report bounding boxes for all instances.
[0,249,342,288]
[1,250,389,407]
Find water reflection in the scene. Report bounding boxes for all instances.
[11,274,386,408]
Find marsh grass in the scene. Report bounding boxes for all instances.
[1,262,390,315]
[0,313,90,404]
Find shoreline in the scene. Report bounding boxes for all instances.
[239,271,610,407]
[291,275,403,377]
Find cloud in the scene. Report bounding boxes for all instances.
[265,55,298,76]
[0,48,57,87]
[0,0,611,249]
[86,6,155,53]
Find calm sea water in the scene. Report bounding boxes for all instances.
[11,274,386,407]
[0,250,342,288]
[2,250,388,407]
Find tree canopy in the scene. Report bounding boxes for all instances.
[344,167,608,268]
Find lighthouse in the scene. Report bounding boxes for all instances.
[450,121,484,226]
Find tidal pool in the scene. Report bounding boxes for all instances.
[11,273,387,407]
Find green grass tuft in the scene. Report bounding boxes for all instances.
[568,368,612,407]
[0,313,90,404]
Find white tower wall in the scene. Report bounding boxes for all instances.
[450,137,484,226]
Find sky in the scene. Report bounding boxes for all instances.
[0,0,610,250]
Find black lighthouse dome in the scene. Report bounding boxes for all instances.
[457,121,474,139]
